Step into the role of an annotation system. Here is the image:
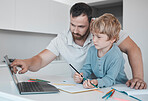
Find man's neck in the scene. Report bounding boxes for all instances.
[74,33,89,47]
[74,39,85,47]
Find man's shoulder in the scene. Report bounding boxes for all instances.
[116,30,129,46]
[57,30,69,38]
[53,30,70,42]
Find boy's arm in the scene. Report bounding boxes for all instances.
[118,36,147,89]
[97,58,124,88]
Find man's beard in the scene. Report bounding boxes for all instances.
[72,32,84,40]
[72,30,89,40]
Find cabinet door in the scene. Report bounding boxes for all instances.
[15,0,70,34]
[0,0,15,30]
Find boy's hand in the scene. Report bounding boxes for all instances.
[83,79,98,89]
[73,72,83,83]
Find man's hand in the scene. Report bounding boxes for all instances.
[126,78,147,89]
[11,59,29,74]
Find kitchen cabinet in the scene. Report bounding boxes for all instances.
[0,0,15,30]
[0,0,70,34]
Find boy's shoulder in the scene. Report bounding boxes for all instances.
[89,45,96,50]
[87,46,97,54]
[111,44,123,58]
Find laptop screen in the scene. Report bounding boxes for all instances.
[4,55,19,84]
[4,55,60,95]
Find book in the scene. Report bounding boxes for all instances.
[112,84,148,101]
[49,80,99,94]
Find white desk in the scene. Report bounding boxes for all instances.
[0,66,147,101]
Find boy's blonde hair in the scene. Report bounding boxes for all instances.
[90,13,121,42]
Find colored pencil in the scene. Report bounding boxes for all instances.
[110,90,115,97]
[106,91,113,100]
[102,89,115,99]
[29,79,49,82]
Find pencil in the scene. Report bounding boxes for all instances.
[90,82,98,88]
[106,89,115,95]
[106,91,113,100]
[69,64,98,88]
[29,79,49,82]
[93,89,104,93]
[102,91,112,99]
[36,79,49,82]
[110,90,115,97]
[69,64,83,78]
[102,89,115,99]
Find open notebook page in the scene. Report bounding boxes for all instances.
[49,80,99,94]
[112,84,148,95]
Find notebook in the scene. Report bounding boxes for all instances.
[4,55,59,95]
[112,84,148,101]
[49,80,99,94]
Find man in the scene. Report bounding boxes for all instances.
[11,2,147,89]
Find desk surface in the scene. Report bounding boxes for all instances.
[0,66,147,101]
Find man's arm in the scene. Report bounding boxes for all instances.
[11,49,57,73]
[118,36,147,89]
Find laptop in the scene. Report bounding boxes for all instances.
[4,55,59,95]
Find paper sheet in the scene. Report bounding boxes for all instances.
[49,80,99,94]
[113,84,148,95]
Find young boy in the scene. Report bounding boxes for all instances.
[74,13,128,88]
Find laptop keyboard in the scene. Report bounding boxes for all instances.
[20,82,44,92]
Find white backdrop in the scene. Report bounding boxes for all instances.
[0,0,147,85]
[123,0,148,84]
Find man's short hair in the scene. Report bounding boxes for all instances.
[70,2,92,23]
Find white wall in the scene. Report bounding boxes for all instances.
[0,30,56,62]
[123,0,148,84]
[1,0,148,83]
